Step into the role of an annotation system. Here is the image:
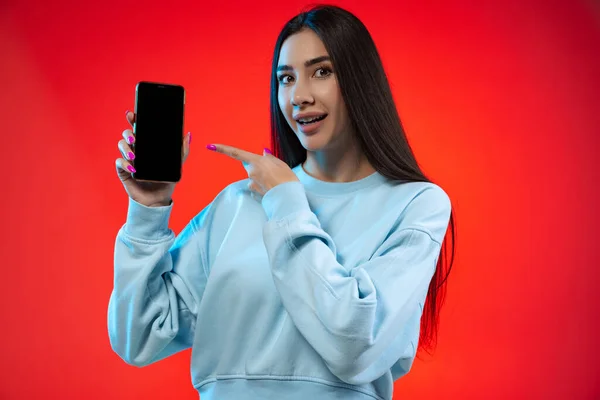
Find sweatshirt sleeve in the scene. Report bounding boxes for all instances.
[107,197,208,367]
[260,181,451,385]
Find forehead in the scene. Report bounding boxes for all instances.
[278,29,329,65]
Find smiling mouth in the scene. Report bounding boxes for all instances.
[296,114,328,125]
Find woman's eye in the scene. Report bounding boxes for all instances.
[278,75,293,84]
[315,67,332,78]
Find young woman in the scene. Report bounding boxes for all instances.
[109,5,456,400]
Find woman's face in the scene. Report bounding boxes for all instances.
[277,29,352,152]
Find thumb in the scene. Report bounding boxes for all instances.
[183,132,192,162]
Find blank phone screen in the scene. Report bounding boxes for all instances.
[132,82,184,183]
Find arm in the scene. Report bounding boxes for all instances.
[107,198,208,367]
[261,182,451,385]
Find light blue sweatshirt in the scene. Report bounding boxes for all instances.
[108,164,451,400]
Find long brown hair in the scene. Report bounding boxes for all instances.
[269,4,457,354]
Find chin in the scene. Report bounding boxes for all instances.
[297,134,330,151]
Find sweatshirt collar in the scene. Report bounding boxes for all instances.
[293,163,388,196]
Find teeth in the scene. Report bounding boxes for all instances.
[298,115,325,123]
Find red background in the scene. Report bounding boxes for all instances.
[1,0,599,398]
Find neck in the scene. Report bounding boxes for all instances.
[302,143,376,183]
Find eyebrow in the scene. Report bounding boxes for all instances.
[277,56,331,72]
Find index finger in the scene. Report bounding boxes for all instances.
[211,144,260,163]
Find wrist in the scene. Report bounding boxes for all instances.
[125,197,173,240]
[147,199,172,207]
[131,195,172,208]
[261,181,310,220]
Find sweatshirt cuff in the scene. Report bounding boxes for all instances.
[124,197,173,240]
[261,181,311,221]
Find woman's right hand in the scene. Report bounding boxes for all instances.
[115,110,192,207]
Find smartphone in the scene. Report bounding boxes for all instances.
[132,81,185,183]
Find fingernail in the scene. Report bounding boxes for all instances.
[127,152,135,160]
[188,132,192,144]
[125,110,130,116]
[127,136,134,144]
[206,144,216,151]
[264,148,272,155]
[127,165,136,173]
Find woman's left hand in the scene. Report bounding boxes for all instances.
[208,144,300,196]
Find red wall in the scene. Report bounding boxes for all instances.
[1,0,598,398]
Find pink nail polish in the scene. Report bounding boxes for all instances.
[127,165,136,173]
[207,144,216,151]
[127,136,134,144]
[188,132,192,144]
[125,110,130,116]
[128,152,135,160]
[264,148,272,155]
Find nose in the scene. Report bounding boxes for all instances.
[290,80,314,106]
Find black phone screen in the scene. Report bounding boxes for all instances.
[132,81,185,183]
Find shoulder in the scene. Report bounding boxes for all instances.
[385,180,452,244]
[400,181,451,213]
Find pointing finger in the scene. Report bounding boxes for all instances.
[209,144,260,164]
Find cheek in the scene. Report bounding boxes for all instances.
[318,90,343,125]
[278,92,297,130]
[329,97,351,135]
[278,91,290,116]
[315,81,340,113]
